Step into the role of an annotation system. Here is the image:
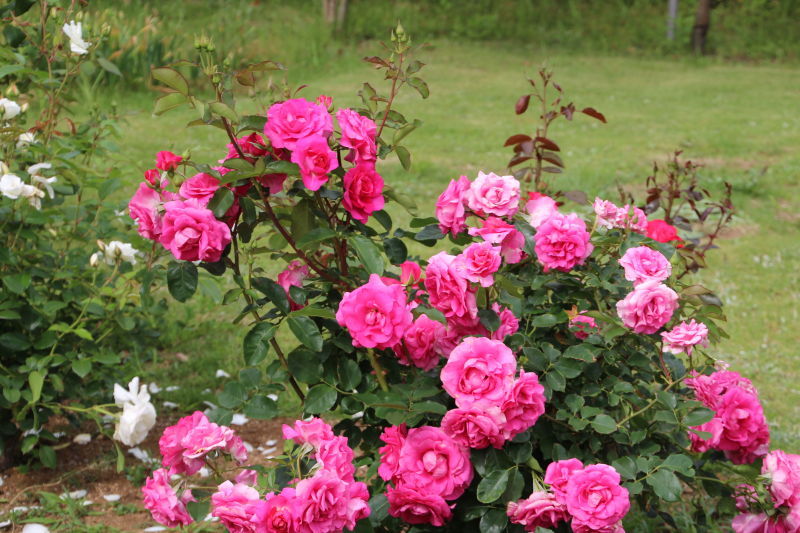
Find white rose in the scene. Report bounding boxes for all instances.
[0,98,21,120]
[104,241,139,265]
[20,184,44,210]
[113,376,151,406]
[62,21,90,55]
[0,174,25,199]
[17,132,36,149]
[113,400,156,446]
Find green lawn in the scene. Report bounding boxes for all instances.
[112,40,800,451]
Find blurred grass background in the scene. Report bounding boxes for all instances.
[82,0,800,450]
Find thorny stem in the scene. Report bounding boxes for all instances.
[616,378,683,428]
[376,53,404,139]
[366,349,389,392]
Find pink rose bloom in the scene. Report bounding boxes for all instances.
[294,471,350,533]
[627,206,648,234]
[455,242,501,287]
[661,319,709,355]
[211,481,261,533]
[441,336,517,407]
[277,260,310,311]
[507,491,569,531]
[337,108,377,164]
[501,370,546,438]
[144,168,161,187]
[129,182,164,240]
[534,212,593,272]
[316,435,355,482]
[342,163,385,223]
[386,485,452,526]
[291,134,338,191]
[647,219,683,244]
[544,458,584,498]
[378,424,408,482]
[434,324,463,358]
[142,468,194,528]
[436,176,471,236]
[491,303,520,341]
[424,252,478,320]
[763,450,800,508]
[526,192,559,229]
[226,132,268,160]
[442,402,506,449]
[393,314,445,371]
[396,425,473,500]
[316,94,333,108]
[564,464,630,530]
[615,280,678,334]
[344,482,371,530]
[159,411,210,475]
[156,150,182,171]
[573,521,626,533]
[466,171,520,217]
[732,513,769,533]
[715,387,770,464]
[281,418,334,448]
[336,274,413,349]
[400,261,422,285]
[570,313,598,340]
[619,246,672,285]
[594,198,622,229]
[179,172,220,206]
[468,216,525,264]
[264,98,333,151]
[235,469,258,486]
[686,369,757,410]
[254,488,298,533]
[181,416,244,463]
[159,199,231,262]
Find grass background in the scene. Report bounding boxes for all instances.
[85,2,800,451]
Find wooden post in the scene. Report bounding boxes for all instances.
[692,0,712,54]
[667,0,679,41]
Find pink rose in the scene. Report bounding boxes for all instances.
[315,435,356,482]
[491,303,520,341]
[424,252,477,320]
[211,481,261,533]
[144,168,161,187]
[619,246,672,286]
[393,314,445,371]
[235,469,258,486]
[544,458,584,498]
[291,134,338,191]
[466,171,520,217]
[395,425,473,500]
[129,182,164,240]
[159,199,231,262]
[647,219,683,244]
[593,198,622,229]
[378,424,408,482]
[715,387,770,464]
[342,163,385,223]
[573,521,626,533]
[180,415,246,465]
[762,450,800,508]
[732,513,769,533]
[661,319,708,355]
[615,280,678,334]
[337,108,377,164]
[281,418,334,448]
[294,471,351,533]
[156,150,182,171]
[564,464,630,530]
[386,485,453,526]
[627,206,648,234]
[526,192,558,228]
[226,132,268,160]
[501,370,546,438]
[264,98,332,151]
[254,488,298,533]
[455,242,501,287]
[507,491,568,531]
[436,176,471,236]
[400,261,422,285]
[440,337,517,407]
[179,172,220,206]
[442,402,506,449]
[686,370,757,410]
[534,212,593,272]
[336,274,413,349]
[142,468,194,528]
[316,94,333,109]
[159,411,209,475]
[469,216,525,263]
[277,260,310,310]
[570,313,598,340]
[344,482,371,530]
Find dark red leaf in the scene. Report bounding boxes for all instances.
[542,166,563,174]
[515,94,531,115]
[560,103,575,121]
[509,155,533,167]
[504,134,533,147]
[363,56,391,68]
[581,107,607,123]
[541,151,564,168]
[534,137,560,152]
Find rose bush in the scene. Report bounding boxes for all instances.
[134,30,779,532]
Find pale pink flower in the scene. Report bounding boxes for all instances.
[440,336,516,407]
[142,468,194,527]
[386,484,453,526]
[466,171,520,217]
[501,370,546,438]
[526,192,558,228]
[253,488,298,533]
[337,108,377,164]
[277,260,310,310]
[211,481,261,533]
[436,176,470,236]
[619,245,672,285]
[661,319,709,355]
[294,471,351,533]
[544,458,584,498]
[491,303,519,341]
[393,314,445,371]
[159,199,231,262]
[564,464,630,530]
[281,418,334,448]
[762,450,800,508]
[468,216,525,264]
[315,435,356,482]
[615,280,678,334]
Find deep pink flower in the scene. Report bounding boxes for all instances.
[179,173,220,206]
[573,521,626,533]
[686,370,757,410]
[469,216,525,264]
[294,471,351,533]
[337,108,377,164]
[378,424,408,482]
[544,458,584,499]
[291,134,338,191]
[534,212,593,272]
[501,370,546,438]
[264,98,332,151]
[570,313,598,340]
[455,242,501,287]
[424,252,477,320]
[564,464,630,530]
[440,336,517,407]
[731,513,769,533]
[661,319,709,355]
[393,314,445,371]
[277,260,310,310]
[142,468,194,528]
[254,488,298,533]
[647,219,683,244]
[344,482,371,530]
[129,182,164,241]
[399,261,422,285]
[763,450,800,509]
[342,163,385,223]
[159,199,231,262]
[226,132,268,160]
[143,168,161,187]
[526,192,558,228]
[281,418,334,448]
[315,435,356,482]
[386,484,452,526]
[211,481,261,533]
[436,176,471,236]
[507,491,568,531]
[466,171,520,217]
[618,246,672,285]
[316,94,333,109]
[156,150,182,171]
[336,274,413,349]
[441,402,506,449]
[491,303,519,341]
[159,411,209,475]
[395,425,473,500]
[615,280,678,334]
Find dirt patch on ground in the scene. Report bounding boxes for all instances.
[0,416,290,532]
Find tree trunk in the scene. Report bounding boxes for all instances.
[667,0,679,41]
[692,0,712,54]
[322,0,348,32]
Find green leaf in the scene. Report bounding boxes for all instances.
[413,401,447,415]
[383,238,408,265]
[395,146,411,170]
[186,500,210,522]
[407,77,430,99]
[3,272,30,294]
[544,370,565,392]
[3,387,21,403]
[563,343,597,362]
[167,261,198,302]
[287,316,323,352]
[244,395,278,419]
[531,313,560,327]
[242,322,276,365]
[661,454,694,475]
[207,187,234,218]
[647,468,683,502]
[251,277,290,315]
[414,224,444,242]
[684,407,715,427]
[349,235,384,275]
[297,227,337,249]
[477,468,511,503]
[0,332,30,351]
[291,199,316,243]
[39,445,56,468]
[72,359,92,378]
[289,307,336,320]
[612,456,638,479]
[479,509,508,533]
[288,348,322,383]
[304,384,337,414]
[154,92,188,115]
[152,67,189,95]
[28,371,44,403]
[239,367,262,388]
[337,358,363,390]
[209,101,239,122]
[478,308,501,332]
[97,57,121,77]
[218,381,246,409]
[592,414,617,434]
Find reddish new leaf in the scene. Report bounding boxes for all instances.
[534,136,560,152]
[515,94,531,115]
[581,107,607,123]
[504,134,533,147]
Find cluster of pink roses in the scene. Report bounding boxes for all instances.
[378,424,473,526]
[733,450,800,532]
[440,337,545,447]
[615,246,679,334]
[142,415,369,532]
[593,197,648,234]
[509,458,630,532]
[687,369,770,465]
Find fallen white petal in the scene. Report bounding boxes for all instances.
[148,383,162,394]
[265,439,277,446]
[0,520,11,528]
[162,401,179,409]
[143,527,166,532]
[262,446,277,455]
[103,494,121,502]
[231,414,249,426]
[267,394,278,401]
[215,369,230,378]
[61,489,87,500]
[73,433,92,445]
[22,525,50,533]
[243,441,254,452]
[165,385,180,392]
